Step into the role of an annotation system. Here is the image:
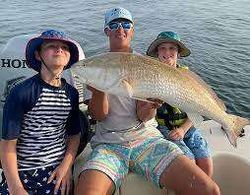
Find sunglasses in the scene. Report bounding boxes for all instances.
[108,21,133,31]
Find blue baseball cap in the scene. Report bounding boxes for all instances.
[104,7,134,29]
[146,31,191,57]
[25,29,79,72]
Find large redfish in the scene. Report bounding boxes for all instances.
[71,52,250,147]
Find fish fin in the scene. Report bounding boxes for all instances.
[121,80,134,97]
[178,68,226,111]
[222,115,250,147]
[186,113,204,128]
[106,79,134,97]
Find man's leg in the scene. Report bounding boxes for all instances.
[160,155,220,195]
[75,143,129,195]
[196,158,213,177]
[75,170,115,195]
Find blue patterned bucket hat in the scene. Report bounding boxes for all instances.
[146,31,191,57]
[104,7,134,29]
[25,29,79,72]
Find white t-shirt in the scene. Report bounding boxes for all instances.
[91,94,162,144]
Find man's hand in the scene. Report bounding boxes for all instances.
[146,98,164,109]
[137,98,163,122]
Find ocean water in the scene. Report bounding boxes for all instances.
[0,0,249,118]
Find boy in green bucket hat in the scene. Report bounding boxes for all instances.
[147,31,191,58]
[147,31,213,177]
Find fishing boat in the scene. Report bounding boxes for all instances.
[0,35,249,195]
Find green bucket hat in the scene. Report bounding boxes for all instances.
[146,31,191,57]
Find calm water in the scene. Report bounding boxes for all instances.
[0,0,249,118]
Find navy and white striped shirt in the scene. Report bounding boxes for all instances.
[2,74,81,170]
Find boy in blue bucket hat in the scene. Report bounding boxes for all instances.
[0,29,82,194]
[147,31,213,178]
[26,29,79,72]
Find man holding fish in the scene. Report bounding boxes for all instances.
[75,7,220,195]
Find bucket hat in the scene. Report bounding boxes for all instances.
[25,29,79,72]
[104,7,134,29]
[146,31,191,57]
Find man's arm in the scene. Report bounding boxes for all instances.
[88,86,109,121]
[0,140,28,195]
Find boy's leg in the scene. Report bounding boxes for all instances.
[184,127,213,177]
[24,165,62,195]
[160,155,220,195]
[76,170,115,195]
[0,172,10,195]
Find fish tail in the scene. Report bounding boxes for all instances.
[224,115,250,147]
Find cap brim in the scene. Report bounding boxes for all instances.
[146,38,191,58]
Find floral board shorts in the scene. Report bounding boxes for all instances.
[157,126,211,160]
[79,137,183,189]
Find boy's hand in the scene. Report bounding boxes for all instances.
[168,127,185,140]
[47,163,72,195]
